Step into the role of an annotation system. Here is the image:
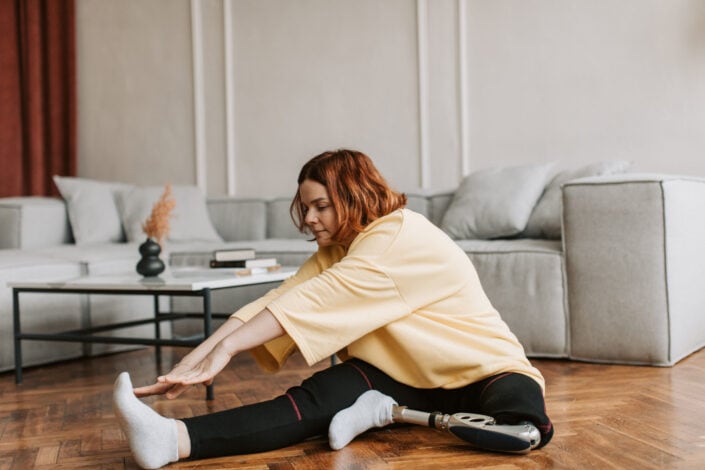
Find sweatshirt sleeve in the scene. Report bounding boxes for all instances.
[230,251,325,371]
[267,251,411,366]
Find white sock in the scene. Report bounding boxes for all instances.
[113,372,179,469]
[328,390,397,450]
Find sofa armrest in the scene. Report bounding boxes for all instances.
[0,197,72,249]
[562,174,705,365]
[206,197,267,242]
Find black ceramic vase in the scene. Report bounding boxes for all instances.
[136,238,165,277]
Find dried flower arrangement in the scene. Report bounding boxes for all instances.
[141,183,176,245]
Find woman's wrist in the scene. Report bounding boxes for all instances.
[217,336,240,358]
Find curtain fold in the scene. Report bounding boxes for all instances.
[0,0,76,198]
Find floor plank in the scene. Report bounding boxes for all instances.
[1,346,705,469]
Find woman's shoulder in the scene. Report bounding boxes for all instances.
[363,207,425,231]
[348,209,433,254]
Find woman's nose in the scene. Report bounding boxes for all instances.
[305,211,317,224]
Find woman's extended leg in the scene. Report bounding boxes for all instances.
[181,359,414,459]
[115,359,435,465]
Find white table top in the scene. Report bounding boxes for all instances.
[8,266,297,292]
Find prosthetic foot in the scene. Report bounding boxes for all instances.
[392,406,540,454]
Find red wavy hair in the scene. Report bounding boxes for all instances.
[290,149,407,244]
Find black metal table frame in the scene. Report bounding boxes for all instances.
[12,281,278,400]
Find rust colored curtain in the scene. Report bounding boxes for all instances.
[0,0,76,197]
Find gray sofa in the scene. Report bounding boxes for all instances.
[1,173,704,373]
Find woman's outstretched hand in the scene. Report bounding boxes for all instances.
[133,379,191,400]
[133,345,233,399]
[132,309,283,400]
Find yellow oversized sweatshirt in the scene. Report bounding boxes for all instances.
[232,208,544,391]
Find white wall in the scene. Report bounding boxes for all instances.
[76,0,705,197]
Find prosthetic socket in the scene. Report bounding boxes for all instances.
[392,405,540,454]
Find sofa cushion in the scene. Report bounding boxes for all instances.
[455,238,567,357]
[0,197,72,249]
[207,198,267,242]
[53,176,133,245]
[440,163,555,239]
[404,194,429,219]
[426,192,453,227]
[524,160,632,239]
[116,185,223,243]
[267,198,310,240]
[36,243,141,275]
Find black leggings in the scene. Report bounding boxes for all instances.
[183,359,554,459]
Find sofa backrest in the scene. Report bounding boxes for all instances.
[428,193,453,227]
[206,198,267,241]
[0,197,72,249]
[207,193,455,242]
[0,193,458,248]
[266,198,310,240]
[406,191,454,227]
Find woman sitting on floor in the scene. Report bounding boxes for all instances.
[113,148,553,469]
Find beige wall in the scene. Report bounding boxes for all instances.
[76,0,705,197]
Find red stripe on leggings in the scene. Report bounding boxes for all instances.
[346,362,373,389]
[286,393,302,421]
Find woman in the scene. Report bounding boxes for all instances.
[113,149,553,469]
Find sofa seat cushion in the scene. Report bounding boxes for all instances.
[455,239,567,357]
[0,250,78,270]
[35,243,142,275]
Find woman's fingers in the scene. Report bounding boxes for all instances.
[175,369,212,386]
[133,382,173,397]
[160,369,205,385]
[156,350,227,387]
[164,383,191,400]
[132,357,218,399]
[133,381,196,399]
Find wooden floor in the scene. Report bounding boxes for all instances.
[2,346,705,470]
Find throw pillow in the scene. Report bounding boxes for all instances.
[440,162,556,239]
[523,160,632,239]
[116,185,223,243]
[53,176,133,245]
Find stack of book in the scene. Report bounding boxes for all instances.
[210,248,280,276]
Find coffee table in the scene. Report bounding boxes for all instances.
[10,267,296,399]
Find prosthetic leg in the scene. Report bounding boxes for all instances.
[392,405,540,454]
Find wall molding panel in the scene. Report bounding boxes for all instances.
[78,2,704,196]
[457,0,470,178]
[223,0,237,196]
[190,0,207,192]
[416,0,431,189]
